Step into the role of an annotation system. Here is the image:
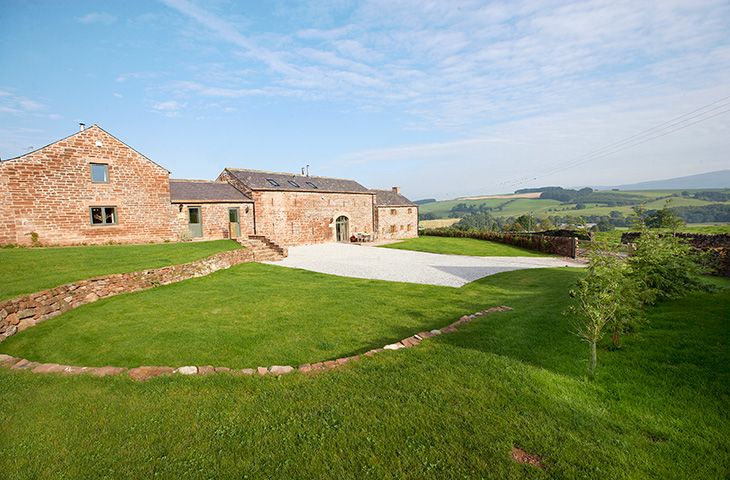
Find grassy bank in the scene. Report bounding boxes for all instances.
[0,240,241,301]
[0,263,570,368]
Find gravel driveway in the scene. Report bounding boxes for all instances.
[266,243,584,287]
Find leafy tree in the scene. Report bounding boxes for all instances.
[575,203,586,210]
[568,250,639,376]
[510,214,537,232]
[628,228,708,304]
[596,220,614,232]
[453,212,501,231]
[644,202,684,230]
[538,217,554,231]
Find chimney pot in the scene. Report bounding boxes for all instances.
[79,123,85,132]
[392,186,401,194]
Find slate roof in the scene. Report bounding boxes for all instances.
[371,189,417,207]
[224,168,372,194]
[170,179,252,203]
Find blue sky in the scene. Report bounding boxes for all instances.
[1,0,729,199]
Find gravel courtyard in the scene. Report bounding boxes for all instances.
[267,243,584,287]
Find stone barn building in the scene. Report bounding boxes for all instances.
[0,125,418,247]
[218,168,376,246]
[169,179,255,240]
[372,188,418,240]
[0,125,174,246]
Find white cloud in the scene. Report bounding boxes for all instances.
[160,0,730,127]
[77,12,117,25]
[0,90,59,120]
[116,72,160,82]
[150,100,187,117]
[154,0,730,196]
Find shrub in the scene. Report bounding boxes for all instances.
[628,229,709,304]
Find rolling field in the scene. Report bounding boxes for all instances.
[419,189,729,220]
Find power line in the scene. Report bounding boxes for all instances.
[498,93,730,189]
[519,106,730,184]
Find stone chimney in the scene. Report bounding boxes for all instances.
[392,186,401,194]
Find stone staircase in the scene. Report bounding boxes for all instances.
[238,235,288,262]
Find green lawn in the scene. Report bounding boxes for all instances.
[0,263,561,368]
[0,265,728,478]
[0,240,241,302]
[380,236,552,257]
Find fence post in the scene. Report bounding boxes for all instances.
[571,237,578,259]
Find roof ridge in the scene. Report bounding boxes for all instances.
[225,167,359,182]
[170,178,226,183]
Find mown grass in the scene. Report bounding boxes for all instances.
[0,240,241,301]
[0,267,728,479]
[0,263,567,368]
[380,236,551,257]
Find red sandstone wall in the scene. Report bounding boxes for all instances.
[1,126,175,246]
[170,202,255,240]
[0,164,16,244]
[252,191,374,245]
[375,206,418,240]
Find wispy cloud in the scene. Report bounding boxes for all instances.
[76,12,117,25]
[150,100,186,117]
[116,72,160,82]
[0,89,60,119]
[158,0,730,132]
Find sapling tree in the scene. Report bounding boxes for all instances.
[568,249,639,376]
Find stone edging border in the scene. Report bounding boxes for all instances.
[0,306,512,381]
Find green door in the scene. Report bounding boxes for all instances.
[228,208,241,238]
[188,207,203,238]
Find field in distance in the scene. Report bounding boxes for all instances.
[418,188,730,221]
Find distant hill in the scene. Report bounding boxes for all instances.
[608,170,730,191]
[413,198,436,205]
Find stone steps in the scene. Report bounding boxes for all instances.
[237,235,287,262]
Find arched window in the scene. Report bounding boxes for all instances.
[335,215,349,242]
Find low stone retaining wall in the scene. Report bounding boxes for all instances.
[0,305,512,380]
[0,248,255,342]
[422,228,577,258]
